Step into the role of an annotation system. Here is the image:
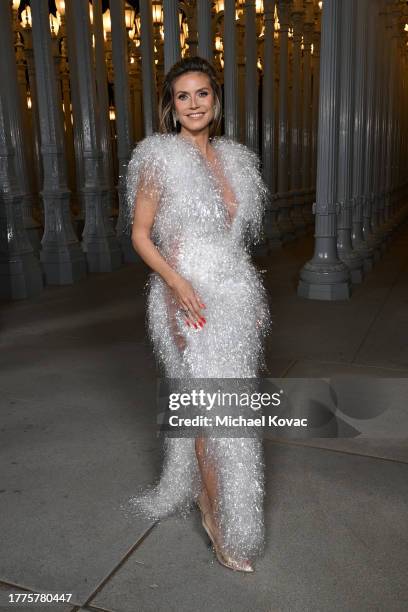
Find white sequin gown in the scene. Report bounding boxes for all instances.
[126,133,271,562]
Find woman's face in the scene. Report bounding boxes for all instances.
[172,71,215,135]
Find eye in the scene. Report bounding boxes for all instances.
[199,91,209,97]
[177,93,188,100]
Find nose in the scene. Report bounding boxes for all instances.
[190,95,199,108]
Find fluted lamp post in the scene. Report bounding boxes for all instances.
[163,0,181,73]
[0,0,43,299]
[297,0,351,300]
[140,0,159,135]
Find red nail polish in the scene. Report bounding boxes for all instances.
[193,323,198,329]
[201,317,206,324]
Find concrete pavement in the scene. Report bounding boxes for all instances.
[1,222,407,612]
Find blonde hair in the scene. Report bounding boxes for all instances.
[159,56,222,137]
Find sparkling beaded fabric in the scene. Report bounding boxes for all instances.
[125,133,272,562]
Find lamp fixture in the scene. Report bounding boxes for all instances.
[215,35,223,52]
[103,9,111,33]
[20,6,32,28]
[49,14,60,36]
[256,0,264,14]
[124,5,135,29]
[215,0,224,13]
[274,4,280,35]
[152,2,163,24]
[135,15,141,36]
[56,0,65,16]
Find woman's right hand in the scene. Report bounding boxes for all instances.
[169,274,206,329]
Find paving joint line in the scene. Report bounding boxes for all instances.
[70,522,158,612]
[351,232,408,365]
[74,604,117,612]
[0,524,158,612]
[279,359,298,377]
[264,437,408,465]
[285,357,408,375]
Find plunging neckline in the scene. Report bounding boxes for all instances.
[175,134,239,229]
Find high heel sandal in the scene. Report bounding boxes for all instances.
[197,496,254,573]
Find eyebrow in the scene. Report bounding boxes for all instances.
[175,87,210,95]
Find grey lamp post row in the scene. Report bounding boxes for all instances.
[65,0,122,274]
[30,0,87,287]
[3,0,323,298]
[298,0,351,301]
[93,0,116,224]
[223,0,238,140]
[203,0,320,249]
[290,0,307,236]
[298,0,408,301]
[262,0,281,249]
[336,0,364,284]
[301,0,315,226]
[1,0,407,300]
[14,31,40,250]
[110,0,135,261]
[363,0,380,255]
[0,0,43,299]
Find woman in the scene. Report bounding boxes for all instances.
[126,57,271,572]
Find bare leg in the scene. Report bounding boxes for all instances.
[195,437,224,547]
[195,438,254,571]
[195,438,217,502]
[166,289,253,569]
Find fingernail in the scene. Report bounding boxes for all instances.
[193,323,198,329]
[201,317,206,324]
[185,321,190,327]
[198,321,203,328]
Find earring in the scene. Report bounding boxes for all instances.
[172,112,178,129]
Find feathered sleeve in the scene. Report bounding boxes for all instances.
[125,134,165,230]
[218,139,269,246]
[236,144,269,246]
